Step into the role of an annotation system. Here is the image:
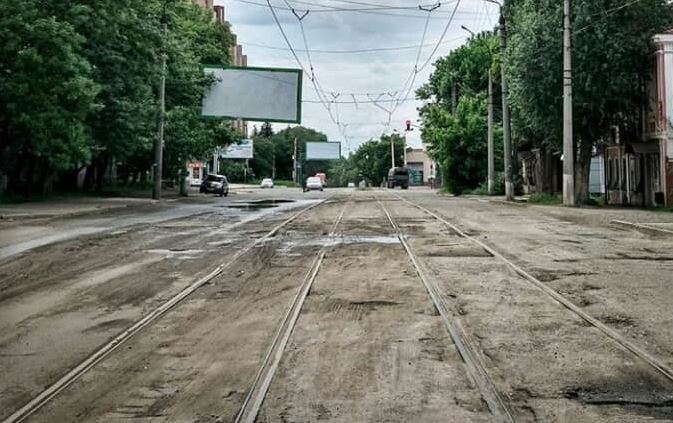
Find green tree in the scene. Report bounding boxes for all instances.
[268,126,329,181]
[327,135,404,187]
[423,94,502,194]
[0,1,99,194]
[507,0,673,202]
[418,32,503,194]
[0,0,239,195]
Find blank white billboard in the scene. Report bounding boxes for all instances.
[306,142,341,160]
[202,66,302,123]
[221,139,253,159]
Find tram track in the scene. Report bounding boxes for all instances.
[235,198,349,423]
[378,198,516,423]
[2,198,330,423]
[392,194,673,385]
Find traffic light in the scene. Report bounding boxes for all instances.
[405,120,412,131]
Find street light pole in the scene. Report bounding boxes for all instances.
[499,11,514,200]
[563,0,576,206]
[487,67,495,194]
[485,0,513,200]
[153,7,168,200]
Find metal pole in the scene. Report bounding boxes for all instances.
[499,10,514,201]
[391,135,396,169]
[563,0,576,206]
[292,137,297,183]
[153,20,167,200]
[403,131,408,166]
[487,68,495,194]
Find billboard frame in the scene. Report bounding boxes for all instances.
[305,141,342,161]
[201,65,303,124]
[221,138,254,160]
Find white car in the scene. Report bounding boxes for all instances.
[260,178,274,189]
[347,182,356,188]
[304,176,323,192]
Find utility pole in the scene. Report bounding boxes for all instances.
[153,18,168,200]
[487,68,495,194]
[499,9,514,201]
[391,134,396,169]
[292,137,297,183]
[563,0,576,206]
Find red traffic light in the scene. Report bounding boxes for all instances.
[405,120,411,131]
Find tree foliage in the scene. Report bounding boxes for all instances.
[423,95,503,194]
[506,0,673,200]
[328,134,405,187]
[418,32,502,194]
[247,126,330,182]
[0,0,238,195]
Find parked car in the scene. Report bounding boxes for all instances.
[260,178,274,189]
[347,182,356,188]
[190,178,202,187]
[304,176,323,192]
[200,174,229,196]
[387,167,409,189]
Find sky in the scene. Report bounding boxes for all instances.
[215,0,499,155]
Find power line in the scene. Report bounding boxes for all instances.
[228,0,471,20]
[303,97,419,103]
[241,36,464,54]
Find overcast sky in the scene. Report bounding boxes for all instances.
[215,0,499,154]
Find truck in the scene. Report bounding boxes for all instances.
[315,172,327,187]
[387,167,409,189]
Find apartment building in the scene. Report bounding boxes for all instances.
[194,0,248,136]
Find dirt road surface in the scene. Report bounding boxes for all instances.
[1,189,672,422]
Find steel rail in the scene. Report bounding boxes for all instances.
[378,199,515,423]
[235,200,349,423]
[3,199,330,423]
[395,194,673,384]
[611,219,673,236]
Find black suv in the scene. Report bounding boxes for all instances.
[200,174,229,197]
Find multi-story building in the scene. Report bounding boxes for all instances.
[189,0,249,182]
[194,0,248,136]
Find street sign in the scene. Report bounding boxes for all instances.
[221,139,253,159]
[306,142,341,161]
[202,66,302,123]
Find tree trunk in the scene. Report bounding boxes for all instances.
[575,139,592,204]
[95,156,108,191]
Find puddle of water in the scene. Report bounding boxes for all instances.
[280,235,400,250]
[250,199,296,205]
[226,204,278,211]
[146,249,204,257]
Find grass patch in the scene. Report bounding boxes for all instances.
[528,193,562,205]
[0,183,157,205]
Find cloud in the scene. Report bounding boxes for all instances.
[216,0,499,153]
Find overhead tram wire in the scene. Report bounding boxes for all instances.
[392,3,436,117]
[241,36,465,55]
[265,0,349,136]
[383,0,462,129]
[230,0,468,20]
[284,0,353,139]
